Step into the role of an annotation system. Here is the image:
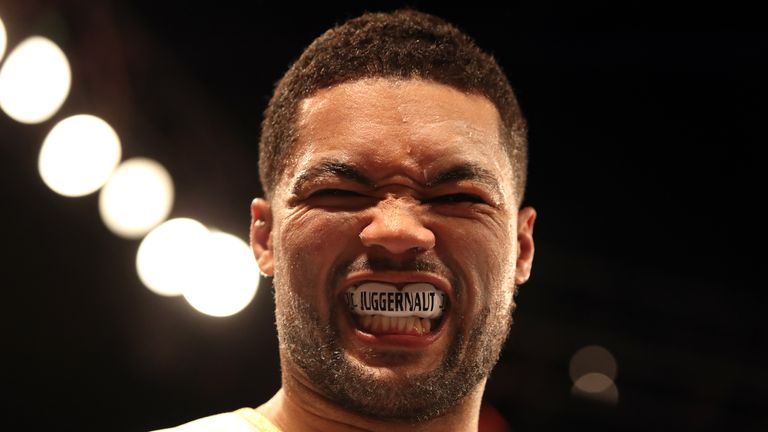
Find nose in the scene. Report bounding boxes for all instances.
[359,199,436,254]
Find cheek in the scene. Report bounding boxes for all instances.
[435,221,516,307]
[440,221,514,271]
[274,210,363,284]
[283,211,361,251]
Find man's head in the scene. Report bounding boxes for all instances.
[251,10,535,423]
[258,9,528,206]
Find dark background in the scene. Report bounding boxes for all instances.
[1,1,765,431]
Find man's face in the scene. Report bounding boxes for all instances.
[252,78,535,421]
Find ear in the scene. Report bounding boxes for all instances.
[250,198,274,276]
[514,206,536,285]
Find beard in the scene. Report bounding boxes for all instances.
[272,257,515,422]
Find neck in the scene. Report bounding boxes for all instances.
[257,366,485,432]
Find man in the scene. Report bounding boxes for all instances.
[157,9,535,431]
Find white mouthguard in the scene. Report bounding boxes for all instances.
[345,282,446,319]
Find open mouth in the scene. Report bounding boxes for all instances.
[344,282,448,336]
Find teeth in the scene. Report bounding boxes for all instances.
[396,316,407,332]
[421,318,431,333]
[406,316,416,333]
[412,318,425,334]
[361,314,372,328]
[356,314,438,335]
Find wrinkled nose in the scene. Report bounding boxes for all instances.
[359,200,436,254]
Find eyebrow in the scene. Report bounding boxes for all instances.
[291,158,504,203]
[291,160,375,195]
[427,164,503,201]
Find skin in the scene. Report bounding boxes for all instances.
[250,78,536,432]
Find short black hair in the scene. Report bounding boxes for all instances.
[259,9,528,204]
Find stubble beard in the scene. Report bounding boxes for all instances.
[273,279,515,422]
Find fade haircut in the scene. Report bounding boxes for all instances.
[258,9,528,204]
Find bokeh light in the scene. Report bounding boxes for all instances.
[136,218,210,297]
[0,15,7,63]
[572,372,620,405]
[0,36,71,123]
[183,231,259,317]
[570,345,619,405]
[99,158,174,238]
[38,114,122,197]
[573,372,613,393]
[569,345,618,382]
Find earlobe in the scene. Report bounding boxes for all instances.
[250,198,274,276]
[514,206,536,285]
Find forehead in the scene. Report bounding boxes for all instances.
[281,78,512,192]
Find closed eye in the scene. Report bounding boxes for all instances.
[423,193,486,204]
[308,189,364,198]
[304,189,373,210]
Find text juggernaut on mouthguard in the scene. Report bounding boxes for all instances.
[345,282,446,319]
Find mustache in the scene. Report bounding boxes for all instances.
[330,256,460,296]
[345,256,443,274]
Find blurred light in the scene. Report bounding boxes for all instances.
[573,372,613,393]
[99,158,174,238]
[571,372,619,405]
[38,114,122,197]
[0,15,7,62]
[136,218,210,297]
[0,36,70,123]
[183,231,258,317]
[569,345,617,382]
